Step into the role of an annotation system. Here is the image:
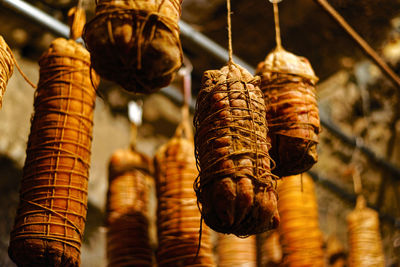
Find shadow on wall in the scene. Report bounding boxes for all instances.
[0,154,22,267]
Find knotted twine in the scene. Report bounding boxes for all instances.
[256,1,320,177]
[84,0,183,94]
[8,9,99,266]
[107,148,154,267]
[193,0,279,237]
[277,174,325,267]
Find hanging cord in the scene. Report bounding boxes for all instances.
[314,0,400,90]
[68,0,85,41]
[269,0,283,50]
[226,0,234,68]
[10,53,36,89]
[0,37,36,89]
[128,100,143,150]
[176,55,193,140]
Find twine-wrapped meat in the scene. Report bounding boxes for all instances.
[83,0,183,94]
[347,196,384,267]
[8,38,99,267]
[0,36,14,109]
[107,148,154,266]
[260,230,282,267]
[154,120,215,266]
[194,63,279,236]
[256,49,320,177]
[217,234,257,267]
[277,174,324,267]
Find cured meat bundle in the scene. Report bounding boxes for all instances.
[106,148,154,266]
[155,119,214,266]
[84,0,183,93]
[260,230,282,266]
[347,196,385,267]
[194,63,279,236]
[217,234,257,267]
[277,174,324,267]
[8,37,99,266]
[256,48,320,177]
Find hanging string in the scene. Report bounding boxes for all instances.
[348,137,363,196]
[177,56,193,141]
[68,0,86,41]
[128,100,143,150]
[352,165,362,196]
[314,0,400,90]
[11,54,37,89]
[271,1,282,50]
[226,0,234,67]
[0,36,36,89]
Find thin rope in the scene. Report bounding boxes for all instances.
[314,0,400,90]
[226,0,233,66]
[352,165,362,196]
[273,2,282,49]
[11,54,36,88]
[1,40,36,89]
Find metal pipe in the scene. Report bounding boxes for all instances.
[319,112,400,179]
[179,20,254,71]
[1,0,70,38]
[1,0,400,180]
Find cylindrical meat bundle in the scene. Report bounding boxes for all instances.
[256,49,320,177]
[260,230,282,267]
[277,174,324,267]
[194,63,279,236]
[84,0,183,94]
[0,36,14,108]
[107,148,154,266]
[154,123,215,266]
[8,38,99,267]
[347,196,384,267]
[217,234,257,267]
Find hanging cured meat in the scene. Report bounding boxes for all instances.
[84,0,183,94]
[217,234,257,267]
[347,196,385,267]
[256,48,320,177]
[277,174,324,266]
[106,148,154,266]
[194,63,279,236]
[155,104,214,266]
[8,37,99,266]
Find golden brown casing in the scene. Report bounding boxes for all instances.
[8,38,99,267]
[107,148,154,266]
[155,133,215,266]
[347,196,385,267]
[277,174,324,267]
[217,234,257,267]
